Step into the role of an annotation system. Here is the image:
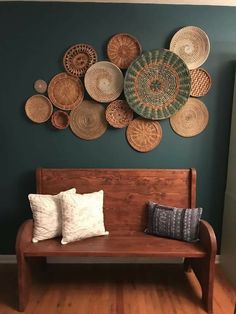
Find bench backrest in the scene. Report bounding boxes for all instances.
[36,168,196,232]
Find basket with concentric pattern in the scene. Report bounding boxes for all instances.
[124,49,191,120]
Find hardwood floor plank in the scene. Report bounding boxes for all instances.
[0,264,235,314]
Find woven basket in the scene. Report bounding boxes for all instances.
[126,117,162,152]
[63,43,98,77]
[70,100,108,140]
[34,79,47,94]
[170,97,209,137]
[105,100,133,128]
[84,61,124,103]
[25,95,53,123]
[107,33,142,69]
[48,72,84,110]
[170,26,210,70]
[124,49,191,120]
[190,68,212,97]
[51,110,70,129]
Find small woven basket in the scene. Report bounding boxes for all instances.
[190,68,212,97]
[51,110,70,129]
[106,100,133,128]
[34,79,47,94]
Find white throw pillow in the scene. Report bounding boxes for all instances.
[60,190,109,244]
[28,188,76,243]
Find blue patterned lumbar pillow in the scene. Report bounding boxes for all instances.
[145,202,203,242]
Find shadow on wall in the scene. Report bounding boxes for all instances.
[205,53,236,250]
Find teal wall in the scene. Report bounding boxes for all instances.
[0,2,235,253]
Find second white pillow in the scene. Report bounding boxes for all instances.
[60,190,109,244]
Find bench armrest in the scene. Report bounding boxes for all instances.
[199,219,217,259]
[16,219,33,259]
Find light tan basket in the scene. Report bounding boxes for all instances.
[70,100,108,140]
[170,26,210,69]
[25,95,53,123]
[170,97,209,137]
[84,61,124,103]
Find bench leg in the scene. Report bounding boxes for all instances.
[189,257,215,314]
[17,256,32,312]
[184,258,192,273]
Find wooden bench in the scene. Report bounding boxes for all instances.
[16,168,217,313]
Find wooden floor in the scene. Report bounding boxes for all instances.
[0,263,235,314]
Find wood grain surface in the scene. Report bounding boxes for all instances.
[0,264,235,314]
[16,168,217,312]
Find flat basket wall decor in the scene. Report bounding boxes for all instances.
[126,117,162,152]
[25,95,53,123]
[84,61,124,103]
[63,43,98,77]
[124,49,191,120]
[107,33,142,69]
[190,68,212,97]
[170,97,209,137]
[105,100,134,128]
[70,100,108,140]
[169,26,210,70]
[48,72,84,110]
[24,26,211,152]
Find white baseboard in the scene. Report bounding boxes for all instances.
[0,255,220,264]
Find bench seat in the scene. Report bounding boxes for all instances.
[22,221,206,258]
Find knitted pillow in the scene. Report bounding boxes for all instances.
[28,188,76,243]
[145,201,203,242]
[60,190,109,244]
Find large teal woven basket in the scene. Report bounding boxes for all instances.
[124,49,191,120]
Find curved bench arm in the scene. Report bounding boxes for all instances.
[199,219,217,259]
[189,219,217,313]
[15,219,33,258]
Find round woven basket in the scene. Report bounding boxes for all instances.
[170,97,209,137]
[48,72,84,110]
[190,68,212,97]
[124,49,191,120]
[105,100,133,128]
[169,26,210,70]
[84,61,124,103]
[51,110,70,129]
[25,94,53,123]
[63,43,98,77]
[34,79,47,94]
[69,100,108,140]
[107,33,142,69]
[126,117,162,152]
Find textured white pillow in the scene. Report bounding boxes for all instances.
[60,190,109,244]
[28,188,76,243]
